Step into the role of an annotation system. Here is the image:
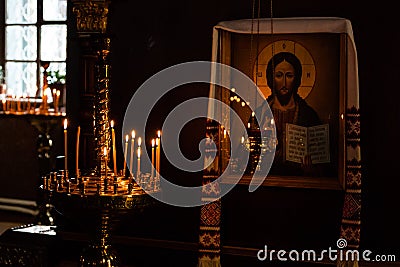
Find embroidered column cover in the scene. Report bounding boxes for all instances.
[198,17,361,267]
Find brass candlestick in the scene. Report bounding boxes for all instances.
[39,2,160,266]
[47,171,157,267]
[40,35,160,266]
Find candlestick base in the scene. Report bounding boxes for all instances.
[42,170,160,267]
[80,243,119,267]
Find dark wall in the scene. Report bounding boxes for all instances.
[65,0,400,261]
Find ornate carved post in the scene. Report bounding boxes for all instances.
[94,37,112,174]
[71,0,111,174]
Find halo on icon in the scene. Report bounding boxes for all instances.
[253,39,316,99]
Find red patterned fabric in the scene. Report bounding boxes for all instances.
[198,120,222,267]
[339,107,361,249]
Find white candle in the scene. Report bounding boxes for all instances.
[123,134,129,176]
[137,137,142,179]
[129,130,135,177]
[17,95,21,111]
[55,90,60,113]
[111,121,117,175]
[156,137,160,180]
[64,119,68,171]
[52,89,56,108]
[104,147,108,179]
[151,139,155,180]
[28,96,31,112]
[76,126,80,177]
[22,93,27,111]
[157,131,161,176]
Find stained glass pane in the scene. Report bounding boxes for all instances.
[6,26,37,60]
[6,0,37,24]
[5,62,37,97]
[43,0,67,21]
[41,25,67,61]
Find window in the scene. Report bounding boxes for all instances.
[2,0,67,100]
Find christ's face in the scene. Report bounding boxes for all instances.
[273,60,296,106]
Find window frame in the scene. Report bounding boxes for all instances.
[1,0,67,97]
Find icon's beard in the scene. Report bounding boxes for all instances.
[275,89,293,106]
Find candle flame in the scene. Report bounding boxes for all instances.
[52,88,57,95]
[157,130,161,138]
[137,148,141,158]
[64,118,68,129]
[125,134,129,142]
[103,147,107,156]
[111,120,114,128]
[152,139,155,147]
[241,136,245,143]
[271,118,275,125]
[131,130,135,139]
[138,137,142,146]
[56,90,60,96]
[156,138,159,146]
[44,87,52,97]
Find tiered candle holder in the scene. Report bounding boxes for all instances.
[42,169,159,266]
[39,32,161,267]
[0,95,64,116]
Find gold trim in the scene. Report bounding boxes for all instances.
[72,0,110,33]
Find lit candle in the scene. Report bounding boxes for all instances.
[223,129,227,139]
[56,90,60,110]
[22,93,27,111]
[42,89,48,111]
[17,95,21,111]
[27,96,31,112]
[76,126,80,177]
[137,137,142,179]
[123,134,129,177]
[157,130,161,177]
[64,118,68,171]
[6,96,10,111]
[156,135,160,180]
[151,139,155,180]
[11,95,16,112]
[104,147,108,179]
[129,130,135,178]
[52,89,56,108]
[111,121,117,175]
[52,89,58,113]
